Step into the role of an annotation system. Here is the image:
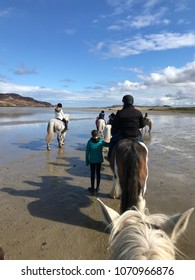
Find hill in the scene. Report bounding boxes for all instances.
[0,93,52,107]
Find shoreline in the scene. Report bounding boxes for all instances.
[61,106,195,115]
[0,109,194,260]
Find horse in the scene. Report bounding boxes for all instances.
[109,138,148,213]
[97,118,106,137]
[103,113,116,142]
[97,198,194,260]
[45,114,70,150]
[142,118,153,133]
[102,124,112,152]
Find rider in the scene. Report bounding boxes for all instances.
[55,103,68,130]
[106,94,145,160]
[98,110,105,120]
[144,112,149,119]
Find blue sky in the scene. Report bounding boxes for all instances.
[0,0,195,107]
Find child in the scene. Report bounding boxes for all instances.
[85,130,109,193]
[99,110,105,120]
[55,103,68,130]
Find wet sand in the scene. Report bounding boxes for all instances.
[0,110,194,260]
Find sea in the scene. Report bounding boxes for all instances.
[0,107,194,166]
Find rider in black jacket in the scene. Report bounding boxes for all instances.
[107,95,145,159]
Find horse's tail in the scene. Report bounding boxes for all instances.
[116,140,147,213]
[45,120,55,143]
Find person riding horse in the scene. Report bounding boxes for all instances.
[55,103,68,131]
[106,95,145,160]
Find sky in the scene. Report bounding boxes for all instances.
[0,0,195,107]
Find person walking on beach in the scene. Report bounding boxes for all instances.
[85,130,109,194]
[106,94,145,160]
[55,103,68,130]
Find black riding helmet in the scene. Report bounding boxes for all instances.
[57,103,62,108]
[122,95,134,105]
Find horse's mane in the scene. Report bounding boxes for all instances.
[114,139,147,213]
[109,209,177,260]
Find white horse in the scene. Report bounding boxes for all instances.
[45,114,70,150]
[97,198,194,260]
[97,119,106,137]
[103,124,112,152]
[142,118,153,133]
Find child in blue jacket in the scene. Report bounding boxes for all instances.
[85,130,109,193]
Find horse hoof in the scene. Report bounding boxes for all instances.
[47,147,51,151]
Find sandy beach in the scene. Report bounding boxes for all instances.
[0,108,194,260]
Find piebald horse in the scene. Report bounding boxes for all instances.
[98,198,194,260]
[45,114,70,150]
[110,138,148,213]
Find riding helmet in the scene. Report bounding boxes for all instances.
[122,95,134,105]
[57,103,62,108]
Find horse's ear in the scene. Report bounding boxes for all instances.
[97,198,119,227]
[169,208,194,241]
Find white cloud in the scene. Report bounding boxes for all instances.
[110,80,146,92]
[1,61,195,107]
[108,61,195,106]
[93,32,195,58]
[142,61,195,85]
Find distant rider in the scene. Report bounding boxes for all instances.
[55,103,68,130]
[144,112,149,120]
[98,110,105,120]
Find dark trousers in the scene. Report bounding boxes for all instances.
[90,163,101,190]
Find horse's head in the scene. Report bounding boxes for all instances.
[97,199,194,260]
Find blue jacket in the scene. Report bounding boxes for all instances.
[86,137,109,165]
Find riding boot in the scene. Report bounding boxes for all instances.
[65,120,68,130]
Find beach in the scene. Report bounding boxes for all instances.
[0,108,195,260]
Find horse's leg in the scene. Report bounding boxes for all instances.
[47,143,51,151]
[57,132,63,148]
[137,142,148,211]
[110,175,121,199]
[137,195,146,212]
[148,121,152,133]
[110,156,121,199]
[61,131,66,145]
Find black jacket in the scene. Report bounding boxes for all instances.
[111,105,145,138]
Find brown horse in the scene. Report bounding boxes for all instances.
[110,139,148,213]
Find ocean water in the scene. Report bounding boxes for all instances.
[0,107,194,165]
[0,107,97,125]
